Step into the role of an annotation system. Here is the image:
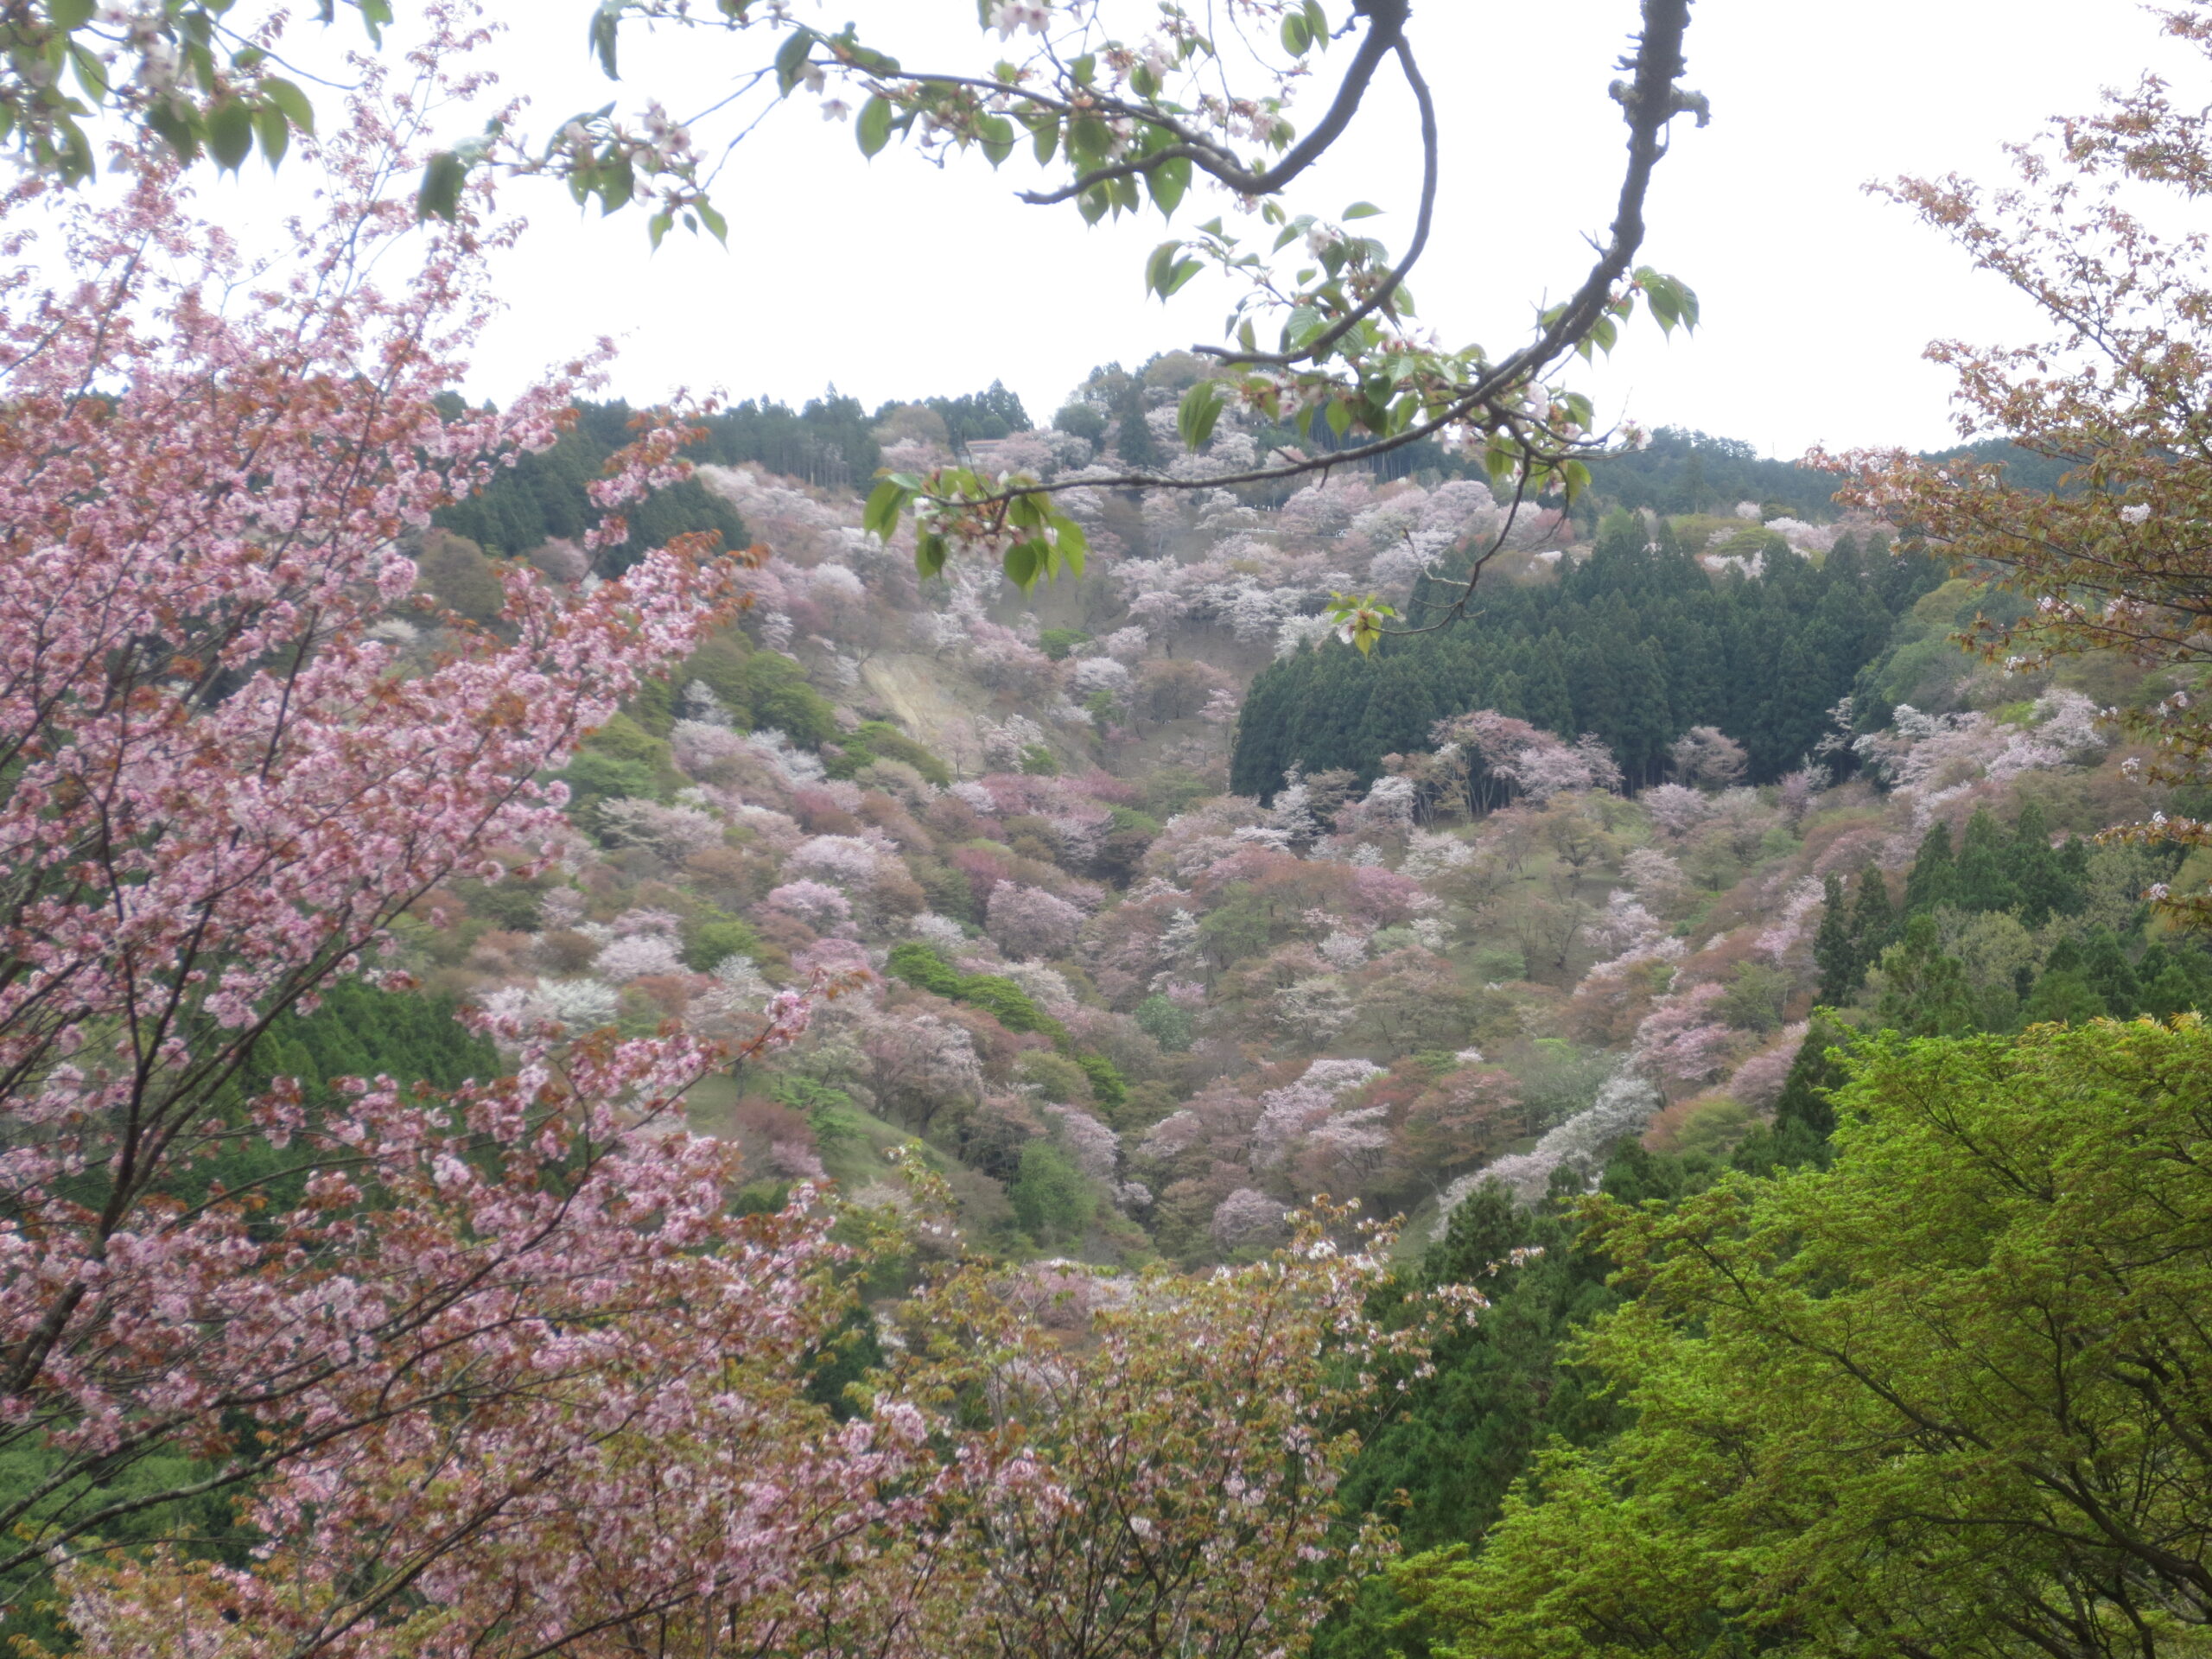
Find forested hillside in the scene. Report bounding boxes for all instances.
[1235,511,1939,793]
[350,378,2212,1659]
[17,3,2212,1651]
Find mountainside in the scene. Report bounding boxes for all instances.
[385,407,2212,1283]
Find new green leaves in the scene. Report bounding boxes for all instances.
[1542,267,1699,363]
[1146,241,1204,300]
[1177,380,1227,451]
[1279,0,1330,55]
[856,94,893,156]
[1636,267,1700,335]
[772,26,817,94]
[1325,592,1398,656]
[866,470,1086,594]
[418,124,501,221]
[862,476,913,543]
[589,1,622,78]
[6,6,324,184]
[997,505,1085,593]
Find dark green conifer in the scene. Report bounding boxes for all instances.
[2079,931,2144,1018]
[1904,821,1958,915]
[1813,872,1857,1005]
[1875,913,1976,1038]
[1847,865,1897,964]
[1954,807,2020,914]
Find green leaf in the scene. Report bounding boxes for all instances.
[1484,434,1517,484]
[1069,115,1112,163]
[773,27,815,96]
[147,99,198,162]
[1634,268,1700,337]
[862,479,910,541]
[694,198,728,245]
[647,208,674,248]
[1325,397,1352,439]
[51,117,92,185]
[1070,53,1096,85]
[856,94,893,156]
[67,41,106,101]
[1077,186,1109,226]
[596,155,635,212]
[262,75,314,133]
[205,97,252,171]
[914,531,948,578]
[252,100,287,165]
[1177,379,1226,451]
[416,149,467,221]
[589,2,621,78]
[1147,154,1190,218]
[1342,200,1382,219]
[976,113,1014,168]
[1144,240,1203,300]
[1280,12,1311,54]
[1003,538,1043,592]
[48,0,94,29]
[1145,240,1179,297]
[1030,114,1058,164]
[1672,276,1700,332]
[1051,515,1087,576]
[1303,0,1330,45]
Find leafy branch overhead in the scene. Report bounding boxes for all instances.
[0,1,1703,603]
[812,0,1707,592]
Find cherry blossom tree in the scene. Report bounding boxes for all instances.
[1211,1187,1294,1253]
[1824,10,2212,918]
[986,882,1087,961]
[892,1209,1433,1658]
[767,878,858,931]
[864,1011,988,1130]
[1668,724,1749,791]
[0,48,936,1646]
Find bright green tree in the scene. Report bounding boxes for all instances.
[1902,819,1957,914]
[1811,872,1857,1004]
[1872,912,1974,1037]
[1397,1018,2212,1659]
[1846,864,1897,969]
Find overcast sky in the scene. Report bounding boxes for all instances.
[208,0,2201,459]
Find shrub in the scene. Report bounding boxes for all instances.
[1135,995,1195,1053]
[1039,627,1093,662]
[1009,1140,1093,1245]
[887,940,963,997]
[1076,1053,1128,1114]
[683,915,762,973]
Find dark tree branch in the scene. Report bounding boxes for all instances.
[1014,0,1413,208]
[930,0,1700,512]
[1197,34,1440,371]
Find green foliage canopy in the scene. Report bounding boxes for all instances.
[1400,1019,2212,1659]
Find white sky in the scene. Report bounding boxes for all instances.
[194,0,2200,457]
